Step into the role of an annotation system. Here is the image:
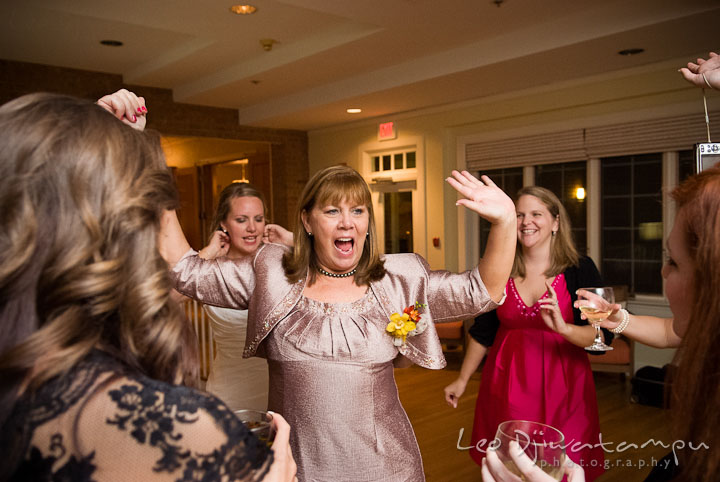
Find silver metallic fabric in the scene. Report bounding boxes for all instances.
[172,243,500,481]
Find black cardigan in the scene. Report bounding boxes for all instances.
[468,256,614,351]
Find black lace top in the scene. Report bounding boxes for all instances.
[3,350,272,481]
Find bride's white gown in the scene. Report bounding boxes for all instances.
[203,305,269,411]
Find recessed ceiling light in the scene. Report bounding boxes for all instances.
[100,40,123,47]
[230,4,257,15]
[618,48,644,56]
[347,108,362,114]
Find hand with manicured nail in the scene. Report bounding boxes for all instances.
[96,88,147,131]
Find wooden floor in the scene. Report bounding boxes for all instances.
[395,352,671,482]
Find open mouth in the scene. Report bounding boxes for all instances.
[520,229,537,235]
[334,237,354,254]
[243,236,258,244]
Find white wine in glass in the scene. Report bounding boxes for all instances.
[578,286,614,351]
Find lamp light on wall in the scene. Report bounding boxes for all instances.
[575,187,586,200]
[230,5,257,15]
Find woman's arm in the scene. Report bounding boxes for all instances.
[444,337,488,408]
[573,287,681,348]
[159,209,193,267]
[446,170,516,302]
[599,312,681,348]
[95,90,192,268]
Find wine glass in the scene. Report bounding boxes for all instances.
[577,286,614,352]
[491,420,566,481]
[234,409,275,447]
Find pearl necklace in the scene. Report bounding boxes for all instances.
[317,267,357,278]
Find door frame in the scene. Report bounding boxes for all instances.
[358,135,426,258]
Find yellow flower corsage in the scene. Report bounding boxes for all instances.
[386,302,428,347]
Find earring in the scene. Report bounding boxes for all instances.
[551,231,557,237]
[366,232,369,237]
[307,231,313,236]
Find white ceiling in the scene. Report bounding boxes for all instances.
[2,0,719,131]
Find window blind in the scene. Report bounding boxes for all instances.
[465,111,720,170]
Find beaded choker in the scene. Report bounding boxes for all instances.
[317,267,357,278]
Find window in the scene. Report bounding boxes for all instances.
[371,150,416,173]
[536,161,587,255]
[478,167,523,256]
[601,153,663,295]
[678,149,695,182]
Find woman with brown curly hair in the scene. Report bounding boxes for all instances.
[0,91,296,481]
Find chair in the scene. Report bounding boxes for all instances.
[436,320,467,354]
[589,285,634,379]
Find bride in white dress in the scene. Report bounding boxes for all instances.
[197,182,291,411]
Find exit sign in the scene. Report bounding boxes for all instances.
[378,121,397,141]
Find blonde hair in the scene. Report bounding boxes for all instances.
[668,167,720,481]
[512,186,579,278]
[208,182,267,242]
[0,94,198,437]
[282,165,385,285]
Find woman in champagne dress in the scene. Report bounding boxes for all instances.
[163,166,517,481]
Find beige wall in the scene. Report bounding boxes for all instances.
[309,59,719,272]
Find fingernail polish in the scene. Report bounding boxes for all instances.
[132,115,137,122]
[137,107,143,113]
[142,106,147,112]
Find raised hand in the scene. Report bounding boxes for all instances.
[198,229,230,260]
[573,289,622,329]
[96,88,147,130]
[539,281,570,336]
[446,170,515,225]
[680,51,720,90]
[264,223,294,247]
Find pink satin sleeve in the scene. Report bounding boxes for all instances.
[170,249,256,309]
[417,254,501,322]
